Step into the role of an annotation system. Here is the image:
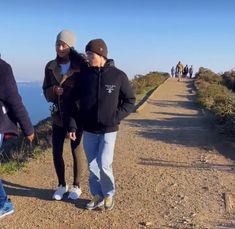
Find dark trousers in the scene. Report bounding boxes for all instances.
[52,124,85,187]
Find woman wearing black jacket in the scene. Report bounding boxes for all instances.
[43,30,87,201]
[68,39,135,210]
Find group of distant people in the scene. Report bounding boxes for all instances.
[171,61,194,81]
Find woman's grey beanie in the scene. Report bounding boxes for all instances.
[56,30,76,48]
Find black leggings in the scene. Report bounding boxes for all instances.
[52,124,85,187]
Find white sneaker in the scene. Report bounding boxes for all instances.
[52,185,68,200]
[68,186,82,200]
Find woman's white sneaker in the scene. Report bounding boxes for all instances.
[68,186,82,200]
[52,185,68,200]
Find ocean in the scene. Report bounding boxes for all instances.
[17,82,50,125]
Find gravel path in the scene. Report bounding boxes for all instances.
[1,78,235,229]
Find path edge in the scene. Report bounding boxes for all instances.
[135,77,170,113]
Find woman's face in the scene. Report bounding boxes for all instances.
[86,51,102,67]
[56,40,70,58]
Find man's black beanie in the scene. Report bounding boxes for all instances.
[85,39,108,58]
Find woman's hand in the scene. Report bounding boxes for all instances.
[68,132,76,141]
[54,86,64,96]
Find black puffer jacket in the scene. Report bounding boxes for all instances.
[68,60,136,133]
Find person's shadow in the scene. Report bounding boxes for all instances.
[2,180,90,209]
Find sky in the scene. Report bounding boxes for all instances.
[0,0,235,81]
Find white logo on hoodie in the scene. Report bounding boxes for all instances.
[105,85,116,94]
[2,105,7,114]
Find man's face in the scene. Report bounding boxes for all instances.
[56,40,70,58]
[86,51,101,67]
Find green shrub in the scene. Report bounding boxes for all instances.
[195,67,222,84]
[0,118,52,174]
[197,84,232,109]
[0,161,25,174]
[132,71,169,96]
[196,67,235,134]
[222,71,235,91]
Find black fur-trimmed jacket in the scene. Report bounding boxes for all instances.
[42,53,87,127]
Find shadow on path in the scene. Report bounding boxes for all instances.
[2,180,90,208]
[127,80,235,161]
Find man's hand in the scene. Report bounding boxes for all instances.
[26,133,35,142]
[54,86,64,96]
[68,132,76,141]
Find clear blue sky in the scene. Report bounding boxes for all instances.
[0,0,235,81]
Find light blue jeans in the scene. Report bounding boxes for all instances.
[0,134,7,207]
[83,131,117,198]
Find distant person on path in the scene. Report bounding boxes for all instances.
[183,65,189,78]
[68,39,136,210]
[43,30,87,201]
[171,66,175,77]
[176,61,184,81]
[189,65,193,78]
[0,57,34,219]
[175,66,179,78]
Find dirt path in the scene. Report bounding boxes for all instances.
[1,78,235,229]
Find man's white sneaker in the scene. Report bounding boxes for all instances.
[52,185,68,200]
[68,186,82,200]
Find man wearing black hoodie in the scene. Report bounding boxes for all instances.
[68,39,135,210]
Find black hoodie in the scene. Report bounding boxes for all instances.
[68,60,136,133]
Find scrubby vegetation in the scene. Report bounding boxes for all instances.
[131,71,169,103]
[195,67,235,134]
[222,70,235,92]
[0,118,52,174]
